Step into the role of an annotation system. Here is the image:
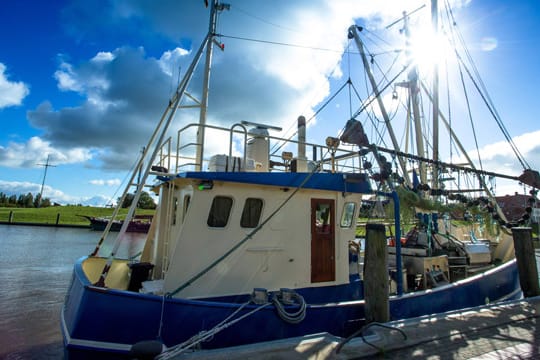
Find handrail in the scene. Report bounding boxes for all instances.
[229,123,247,170]
[160,122,365,174]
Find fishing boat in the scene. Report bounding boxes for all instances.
[79,215,152,233]
[61,1,539,359]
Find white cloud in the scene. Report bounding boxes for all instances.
[480,37,498,52]
[0,136,92,168]
[478,130,540,172]
[92,51,115,62]
[159,47,190,76]
[0,63,29,108]
[54,61,82,92]
[89,178,122,186]
[0,180,69,204]
[0,179,115,206]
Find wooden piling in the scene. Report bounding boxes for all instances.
[364,223,389,323]
[512,227,540,298]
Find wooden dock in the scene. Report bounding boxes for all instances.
[165,296,540,359]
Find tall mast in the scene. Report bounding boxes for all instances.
[195,0,228,170]
[403,12,427,185]
[431,0,440,190]
[349,25,410,187]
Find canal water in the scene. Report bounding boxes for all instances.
[1,225,539,359]
[0,225,144,360]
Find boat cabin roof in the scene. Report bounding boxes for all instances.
[158,171,373,194]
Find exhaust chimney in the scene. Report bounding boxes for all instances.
[297,116,307,172]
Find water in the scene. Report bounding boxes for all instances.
[0,225,145,360]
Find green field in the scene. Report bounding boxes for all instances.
[0,206,155,225]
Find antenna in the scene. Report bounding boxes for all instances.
[37,154,56,206]
[241,120,283,132]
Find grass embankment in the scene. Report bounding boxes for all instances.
[0,206,155,226]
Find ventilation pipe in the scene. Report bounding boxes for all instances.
[296,115,308,172]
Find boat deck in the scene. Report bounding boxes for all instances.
[170,296,540,359]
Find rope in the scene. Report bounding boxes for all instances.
[157,294,166,340]
[272,290,307,324]
[156,300,271,359]
[335,321,407,354]
[156,289,307,359]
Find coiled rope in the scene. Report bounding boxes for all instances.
[272,290,307,324]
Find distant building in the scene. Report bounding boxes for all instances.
[495,193,539,223]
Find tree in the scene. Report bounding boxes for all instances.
[138,191,157,209]
[41,198,52,207]
[34,193,42,208]
[24,192,34,208]
[118,191,156,209]
[120,193,135,208]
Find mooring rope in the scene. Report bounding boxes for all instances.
[155,300,271,359]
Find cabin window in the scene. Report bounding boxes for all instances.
[340,202,356,228]
[315,203,332,234]
[172,197,178,225]
[207,196,233,227]
[240,198,263,228]
[182,195,191,223]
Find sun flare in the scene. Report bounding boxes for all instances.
[408,25,452,75]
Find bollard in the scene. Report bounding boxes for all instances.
[364,223,389,323]
[56,213,61,226]
[512,227,540,298]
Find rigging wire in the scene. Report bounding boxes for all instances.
[268,51,350,157]
[232,5,300,34]
[444,0,530,170]
[457,59,484,172]
[218,34,348,54]
[351,61,411,120]
[268,76,350,157]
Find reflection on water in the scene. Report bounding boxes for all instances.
[0,225,146,359]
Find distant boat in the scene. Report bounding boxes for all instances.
[62,1,539,359]
[79,215,152,233]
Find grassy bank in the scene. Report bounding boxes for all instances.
[0,206,155,226]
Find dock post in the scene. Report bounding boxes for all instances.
[56,213,61,226]
[9,210,13,223]
[364,223,389,323]
[512,227,540,297]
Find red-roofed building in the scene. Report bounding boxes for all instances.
[495,193,538,222]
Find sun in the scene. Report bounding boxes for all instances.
[407,21,452,77]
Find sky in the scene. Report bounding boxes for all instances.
[1,0,539,206]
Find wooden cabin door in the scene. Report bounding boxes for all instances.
[311,198,335,282]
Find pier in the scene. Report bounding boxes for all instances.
[164,296,540,359]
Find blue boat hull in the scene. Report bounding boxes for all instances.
[62,256,521,358]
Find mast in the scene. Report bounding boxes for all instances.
[403,12,427,185]
[37,154,56,207]
[195,0,228,170]
[348,25,411,188]
[431,0,440,191]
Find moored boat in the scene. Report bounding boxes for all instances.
[62,1,538,359]
[80,215,152,233]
